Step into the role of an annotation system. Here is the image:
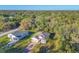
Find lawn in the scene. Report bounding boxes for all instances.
[0,35,10,52]
[0,35,9,47]
[0,31,48,53]
[0,32,35,53]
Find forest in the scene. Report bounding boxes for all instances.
[0,11,79,53]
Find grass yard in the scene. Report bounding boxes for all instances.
[0,35,10,52]
[5,38,31,53]
[0,35,9,47]
[0,31,50,53]
[1,32,35,53]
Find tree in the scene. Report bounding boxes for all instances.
[0,20,4,31]
[20,19,30,30]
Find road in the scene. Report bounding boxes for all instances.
[0,28,19,37]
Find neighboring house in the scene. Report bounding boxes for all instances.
[7,31,29,47]
[31,32,49,44]
[24,32,49,53]
[8,31,29,41]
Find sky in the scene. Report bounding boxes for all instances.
[0,5,79,10]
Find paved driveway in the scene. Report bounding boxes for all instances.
[0,28,19,37]
[24,42,37,53]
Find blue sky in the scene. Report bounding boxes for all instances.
[0,5,79,10]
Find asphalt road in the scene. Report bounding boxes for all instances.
[0,28,19,37]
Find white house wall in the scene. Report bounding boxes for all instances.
[31,37,39,43]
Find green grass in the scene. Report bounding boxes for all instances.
[5,38,31,53]
[0,33,32,52]
[0,35,10,52]
[0,35,9,47]
[0,32,56,53]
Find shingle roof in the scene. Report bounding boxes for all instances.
[11,31,28,37]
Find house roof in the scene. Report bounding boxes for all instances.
[11,31,28,37]
[40,32,49,38]
[32,32,49,41]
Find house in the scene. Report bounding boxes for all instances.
[8,31,29,41]
[6,40,18,47]
[31,32,49,44]
[6,31,29,47]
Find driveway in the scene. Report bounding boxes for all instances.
[0,28,19,37]
[24,42,37,53]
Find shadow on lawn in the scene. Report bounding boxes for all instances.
[5,47,24,53]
